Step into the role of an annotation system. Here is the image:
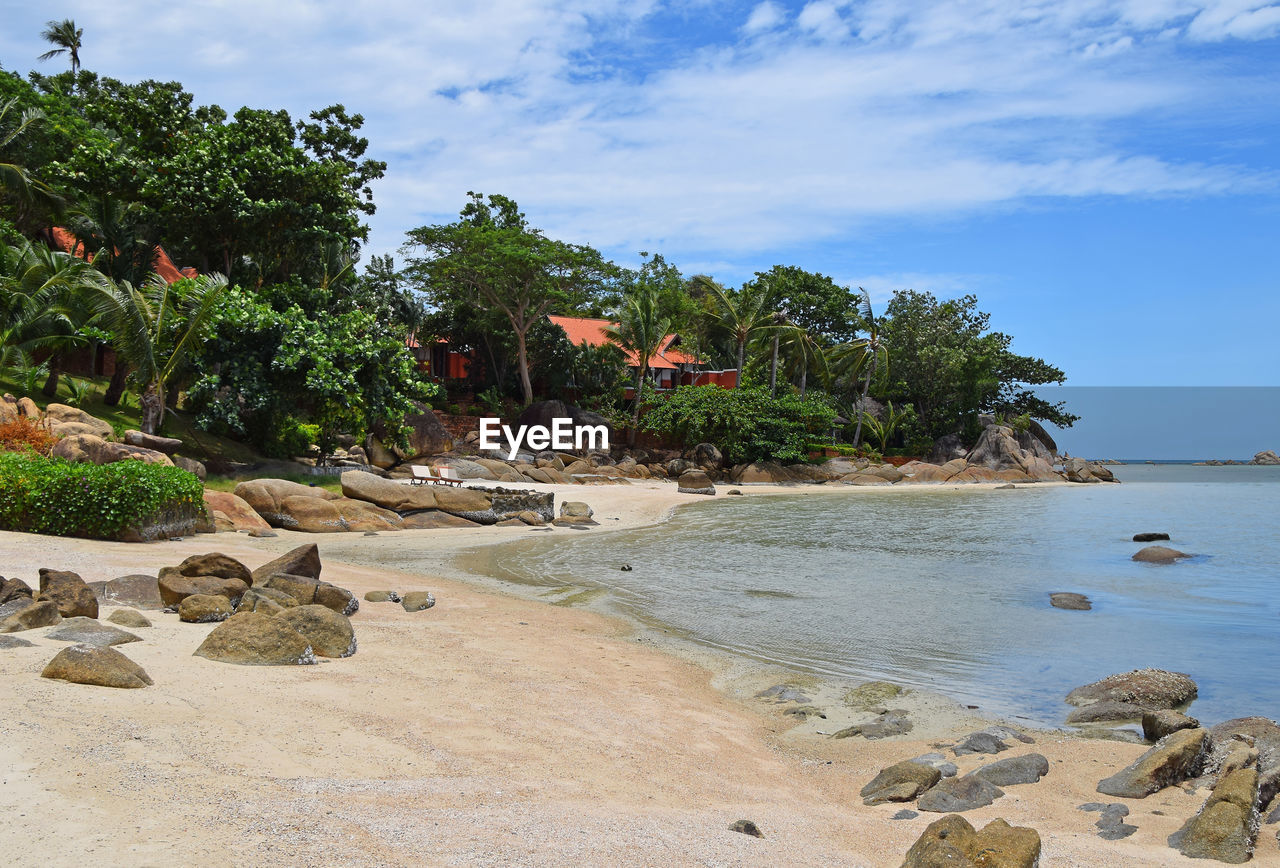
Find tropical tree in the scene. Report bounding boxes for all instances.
[830,288,889,446]
[603,283,671,445]
[38,19,83,79]
[0,240,108,384]
[402,193,611,406]
[88,272,229,433]
[692,275,785,386]
[0,97,61,221]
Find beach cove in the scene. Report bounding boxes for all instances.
[3,475,1277,865]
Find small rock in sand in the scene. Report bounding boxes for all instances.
[45,617,141,646]
[40,643,152,688]
[833,709,913,740]
[107,608,152,628]
[729,819,763,838]
[401,591,436,612]
[968,753,1050,786]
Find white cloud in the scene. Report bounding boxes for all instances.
[1,0,1275,278]
[743,1,785,34]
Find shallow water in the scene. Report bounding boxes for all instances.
[483,465,1280,727]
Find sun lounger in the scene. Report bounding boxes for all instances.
[410,464,464,486]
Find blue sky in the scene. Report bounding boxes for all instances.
[2,0,1277,385]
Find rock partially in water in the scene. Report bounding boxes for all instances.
[1133,532,1171,542]
[1132,545,1192,564]
[968,753,1050,786]
[1066,668,1198,710]
[917,776,1005,812]
[1050,592,1092,610]
[1097,727,1208,798]
[901,816,1040,868]
[860,759,942,806]
[1067,700,1152,724]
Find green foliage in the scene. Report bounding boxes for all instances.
[0,451,204,539]
[746,265,862,345]
[641,385,837,464]
[62,376,91,407]
[260,417,319,459]
[859,401,916,452]
[878,290,1077,437]
[187,286,434,454]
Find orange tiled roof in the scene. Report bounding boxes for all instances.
[49,227,192,285]
[547,314,700,370]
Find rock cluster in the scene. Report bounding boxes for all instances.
[901,815,1041,867]
[1065,668,1198,724]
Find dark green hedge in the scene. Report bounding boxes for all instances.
[0,452,206,540]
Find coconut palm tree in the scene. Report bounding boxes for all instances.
[38,19,83,79]
[0,240,109,381]
[829,288,889,446]
[603,283,671,446]
[692,275,783,387]
[88,271,228,434]
[0,98,63,224]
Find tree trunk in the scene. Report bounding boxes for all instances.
[41,354,60,397]
[140,383,165,435]
[799,364,807,396]
[735,340,745,388]
[103,362,129,407]
[769,335,779,397]
[852,356,876,446]
[515,328,533,406]
[629,363,646,447]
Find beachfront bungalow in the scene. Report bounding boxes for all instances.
[547,314,738,397]
[405,334,472,379]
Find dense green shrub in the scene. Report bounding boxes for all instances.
[0,452,206,540]
[641,385,838,464]
[261,417,320,459]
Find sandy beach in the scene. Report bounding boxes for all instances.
[1,479,1272,866]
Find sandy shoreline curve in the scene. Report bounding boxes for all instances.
[0,478,1267,865]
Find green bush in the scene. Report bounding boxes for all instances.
[263,417,319,459]
[0,452,206,540]
[641,385,838,465]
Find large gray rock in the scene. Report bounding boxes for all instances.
[1066,668,1197,710]
[685,442,722,472]
[860,759,941,806]
[1143,709,1200,742]
[1097,727,1208,798]
[1251,450,1279,465]
[40,643,152,688]
[45,617,140,646]
[901,815,1041,868]
[90,574,164,610]
[968,754,1049,786]
[193,612,316,666]
[123,429,183,454]
[0,599,62,632]
[0,596,34,621]
[0,576,32,605]
[917,776,1005,812]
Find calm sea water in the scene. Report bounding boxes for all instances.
[483,465,1280,727]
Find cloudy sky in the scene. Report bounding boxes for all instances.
[2,0,1277,385]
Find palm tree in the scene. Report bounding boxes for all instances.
[603,284,671,446]
[0,240,110,377]
[88,272,228,434]
[0,98,63,225]
[830,288,889,446]
[39,19,83,79]
[692,275,783,387]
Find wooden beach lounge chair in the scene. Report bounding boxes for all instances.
[410,465,464,487]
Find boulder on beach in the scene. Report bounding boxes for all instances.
[275,604,356,658]
[40,643,152,688]
[902,815,1040,868]
[860,759,941,805]
[340,470,437,511]
[259,574,358,616]
[37,568,98,619]
[176,553,252,583]
[1067,700,1152,724]
[178,593,234,623]
[252,544,322,584]
[0,599,62,632]
[158,569,248,608]
[236,587,299,615]
[917,776,1005,812]
[555,501,596,527]
[968,754,1050,786]
[193,612,316,666]
[45,616,140,646]
[400,511,482,530]
[1097,727,1208,798]
[833,709,913,740]
[676,469,716,495]
[1132,545,1191,564]
[107,608,152,629]
[1171,768,1259,862]
[90,574,165,610]
[202,490,271,532]
[233,478,341,527]
[0,576,32,605]
[401,591,435,612]
[1142,709,1200,742]
[1066,668,1198,710]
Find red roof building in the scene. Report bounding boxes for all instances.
[48,227,198,284]
[548,315,737,394]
